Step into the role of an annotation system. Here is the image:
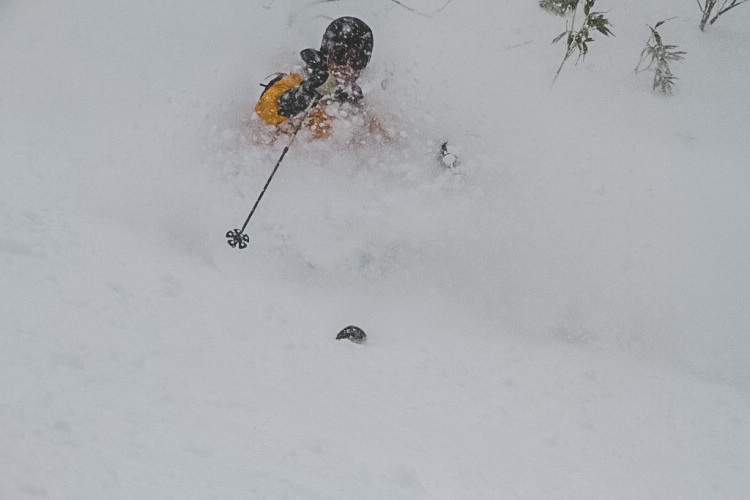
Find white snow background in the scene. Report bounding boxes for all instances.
[2,0,749,498]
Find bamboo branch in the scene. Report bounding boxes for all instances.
[710,0,749,24]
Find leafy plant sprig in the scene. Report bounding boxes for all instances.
[635,19,686,95]
[698,0,748,31]
[552,0,614,83]
[539,0,579,16]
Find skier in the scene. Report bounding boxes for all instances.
[254,16,389,141]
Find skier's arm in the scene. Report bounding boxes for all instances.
[277,49,336,118]
[277,77,323,117]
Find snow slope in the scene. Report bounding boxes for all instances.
[2,0,749,498]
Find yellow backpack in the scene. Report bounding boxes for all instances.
[254,73,303,125]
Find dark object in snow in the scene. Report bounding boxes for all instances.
[226,228,250,249]
[439,141,459,169]
[336,325,367,343]
[320,17,374,71]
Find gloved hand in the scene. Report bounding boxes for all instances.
[300,71,329,94]
[277,49,336,118]
[300,48,338,96]
[300,48,325,73]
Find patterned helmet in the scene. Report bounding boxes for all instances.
[320,17,374,70]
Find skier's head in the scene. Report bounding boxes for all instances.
[320,17,373,74]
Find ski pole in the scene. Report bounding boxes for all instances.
[226,102,315,249]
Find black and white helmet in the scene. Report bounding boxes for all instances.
[320,17,374,70]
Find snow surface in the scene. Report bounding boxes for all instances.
[2,0,750,498]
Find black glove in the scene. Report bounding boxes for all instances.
[277,85,316,118]
[301,48,334,94]
[278,49,336,118]
[300,48,325,73]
